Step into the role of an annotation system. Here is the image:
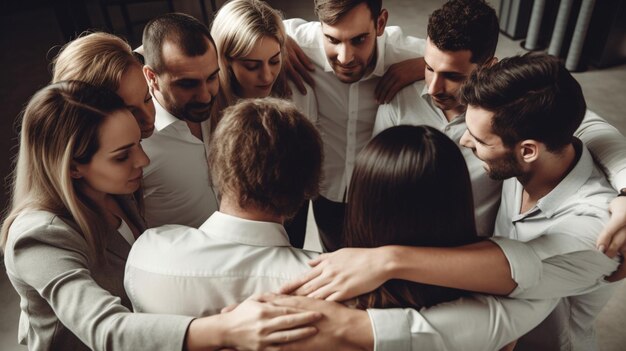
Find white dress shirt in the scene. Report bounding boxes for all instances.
[490,144,620,351]
[284,19,425,201]
[125,212,318,316]
[127,211,559,350]
[141,99,219,228]
[375,81,626,235]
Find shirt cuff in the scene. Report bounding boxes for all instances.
[489,237,543,295]
[366,309,412,351]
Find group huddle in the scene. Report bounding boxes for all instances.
[2,0,626,350]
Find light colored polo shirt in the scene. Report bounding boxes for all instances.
[375,82,626,236]
[491,144,620,351]
[124,211,317,316]
[141,99,219,228]
[284,19,425,202]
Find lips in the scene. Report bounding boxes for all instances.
[129,173,143,182]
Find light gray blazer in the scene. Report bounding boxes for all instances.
[3,196,193,351]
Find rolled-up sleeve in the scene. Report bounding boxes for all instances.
[368,296,558,351]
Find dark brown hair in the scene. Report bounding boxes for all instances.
[344,125,477,309]
[142,12,215,73]
[209,97,322,218]
[461,53,586,151]
[427,0,498,64]
[314,0,382,24]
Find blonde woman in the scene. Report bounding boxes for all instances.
[211,0,316,121]
[52,32,156,139]
[211,0,318,247]
[2,81,321,351]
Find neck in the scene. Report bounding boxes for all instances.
[519,143,577,211]
[442,104,467,122]
[219,194,284,224]
[187,121,203,140]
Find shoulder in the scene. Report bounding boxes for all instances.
[7,210,83,248]
[128,225,203,270]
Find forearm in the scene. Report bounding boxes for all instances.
[383,241,516,295]
[184,317,227,351]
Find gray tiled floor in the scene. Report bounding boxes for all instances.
[1,1,625,350]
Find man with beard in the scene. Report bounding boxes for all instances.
[374,0,626,238]
[140,13,220,228]
[283,0,425,251]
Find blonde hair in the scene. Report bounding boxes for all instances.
[211,0,290,108]
[1,81,128,263]
[52,32,141,91]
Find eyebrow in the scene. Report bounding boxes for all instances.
[325,32,369,42]
[466,126,489,145]
[424,58,465,76]
[172,67,220,83]
[240,51,281,63]
[111,143,135,153]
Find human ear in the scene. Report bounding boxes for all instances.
[70,161,83,179]
[143,66,159,90]
[376,9,389,36]
[519,140,540,163]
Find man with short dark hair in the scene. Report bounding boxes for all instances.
[375,0,626,237]
[459,53,619,350]
[125,97,325,316]
[140,13,220,228]
[283,0,426,251]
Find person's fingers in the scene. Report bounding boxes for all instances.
[374,75,394,103]
[221,302,239,313]
[307,284,335,300]
[294,62,315,88]
[294,46,315,71]
[285,63,307,95]
[381,81,402,104]
[264,311,322,334]
[605,260,626,282]
[597,217,624,256]
[280,268,322,294]
[293,271,330,296]
[606,228,626,258]
[265,326,318,345]
[325,290,346,302]
[307,254,327,267]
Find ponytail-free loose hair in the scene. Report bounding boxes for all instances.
[52,32,141,91]
[1,81,128,263]
[344,125,477,309]
[211,0,291,107]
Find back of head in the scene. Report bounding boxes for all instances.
[209,97,322,218]
[345,125,477,309]
[211,0,289,103]
[427,0,498,64]
[314,0,382,24]
[143,12,215,73]
[52,32,140,92]
[461,53,586,151]
[1,81,125,259]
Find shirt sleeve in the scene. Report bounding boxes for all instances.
[367,295,558,351]
[373,102,399,137]
[491,232,620,299]
[8,221,194,351]
[576,109,626,190]
[383,26,426,58]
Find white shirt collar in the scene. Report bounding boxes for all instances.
[153,97,181,132]
[198,211,291,247]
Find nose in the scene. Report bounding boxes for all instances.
[259,64,274,85]
[136,144,151,168]
[196,82,213,104]
[460,129,473,149]
[427,73,444,96]
[336,43,354,65]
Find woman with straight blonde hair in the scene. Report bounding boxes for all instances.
[52,32,156,138]
[2,81,321,351]
[211,0,318,247]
